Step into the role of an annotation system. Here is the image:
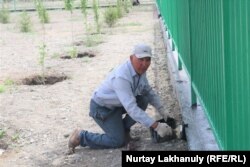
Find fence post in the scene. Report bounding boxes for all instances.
[191,86,197,107]
[187,0,196,107]
[178,56,182,70]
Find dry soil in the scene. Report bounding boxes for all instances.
[0,3,187,167]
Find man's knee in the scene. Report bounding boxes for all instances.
[111,137,126,148]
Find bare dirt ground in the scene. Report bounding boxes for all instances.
[0,2,187,167]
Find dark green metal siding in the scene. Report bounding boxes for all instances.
[156,0,250,150]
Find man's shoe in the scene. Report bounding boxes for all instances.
[68,128,81,154]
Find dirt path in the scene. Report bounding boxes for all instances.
[0,3,187,167]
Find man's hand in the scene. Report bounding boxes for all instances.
[158,107,173,121]
[153,112,163,121]
[154,122,172,137]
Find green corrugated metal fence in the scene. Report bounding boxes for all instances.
[156,0,250,150]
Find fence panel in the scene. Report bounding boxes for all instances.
[223,0,250,150]
[188,0,226,149]
[156,0,250,150]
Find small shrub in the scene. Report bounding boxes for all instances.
[12,133,20,142]
[86,34,103,47]
[64,0,75,46]
[0,7,10,24]
[80,0,88,33]
[35,0,49,23]
[40,9,49,24]
[39,43,47,83]
[0,84,6,93]
[116,0,123,18]
[122,0,131,13]
[104,7,118,27]
[64,0,74,13]
[0,78,15,93]
[69,46,77,58]
[80,0,88,17]
[4,78,14,86]
[0,129,5,139]
[19,11,32,32]
[92,0,100,33]
[51,52,60,59]
[39,44,46,66]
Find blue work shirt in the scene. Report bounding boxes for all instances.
[92,59,164,128]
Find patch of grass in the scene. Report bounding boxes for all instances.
[69,46,77,58]
[82,57,90,63]
[93,0,100,33]
[0,84,6,93]
[104,7,118,27]
[118,22,142,27]
[86,34,104,47]
[11,133,20,142]
[116,0,123,19]
[34,0,50,24]
[0,78,15,93]
[51,52,60,59]
[0,129,5,139]
[4,78,14,86]
[19,11,32,33]
[0,6,10,24]
[122,0,132,13]
[38,43,47,83]
[64,0,74,13]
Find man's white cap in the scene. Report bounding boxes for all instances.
[132,43,152,58]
